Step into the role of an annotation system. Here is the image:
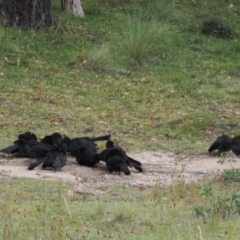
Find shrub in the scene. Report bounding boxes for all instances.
[201,16,234,39]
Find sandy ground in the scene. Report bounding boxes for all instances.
[0,150,239,194]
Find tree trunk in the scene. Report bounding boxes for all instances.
[0,0,54,29]
[61,0,84,18]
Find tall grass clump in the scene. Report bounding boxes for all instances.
[76,45,115,72]
[114,16,169,66]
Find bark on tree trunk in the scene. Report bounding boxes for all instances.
[0,0,54,29]
[61,0,84,18]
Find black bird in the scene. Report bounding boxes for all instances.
[1,131,38,155]
[231,136,240,157]
[98,147,131,175]
[28,142,68,170]
[76,144,100,167]
[40,132,71,147]
[68,134,111,156]
[98,140,143,175]
[105,140,143,172]
[40,132,62,146]
[16,139,53,158]
[208,135,232,154]
[74,135,111,167]
[106,156,131,175]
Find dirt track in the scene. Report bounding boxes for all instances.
[0,150,239,194]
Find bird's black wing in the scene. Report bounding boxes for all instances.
[42,144,68,169]
[17,140,52,158]
[41,151,56,169]
[52,154,67,170]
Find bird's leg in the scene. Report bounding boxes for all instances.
[7,154,13,161]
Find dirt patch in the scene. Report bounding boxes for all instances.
[0,151,239,194]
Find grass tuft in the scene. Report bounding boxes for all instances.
[114,16,169,66]
[76,45,115,72]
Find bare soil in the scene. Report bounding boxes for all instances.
[0,151,239,194]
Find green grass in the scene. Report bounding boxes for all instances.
[0,0,240,154]
[1,178,240,239]
[1,1,240,237]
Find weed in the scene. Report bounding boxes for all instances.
[222,168,240,182]
[217,152,227,164]
[201,184,213,197]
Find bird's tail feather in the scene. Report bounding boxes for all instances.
[1,144,19,154]
[28,158,46,170]
[127,157,143,172]
[91,135,111,142]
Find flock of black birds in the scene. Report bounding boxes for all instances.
[2,131,239,175]
[0,131,143,175]
[208,134,240,157]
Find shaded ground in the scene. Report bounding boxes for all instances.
[0,150,239,194]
